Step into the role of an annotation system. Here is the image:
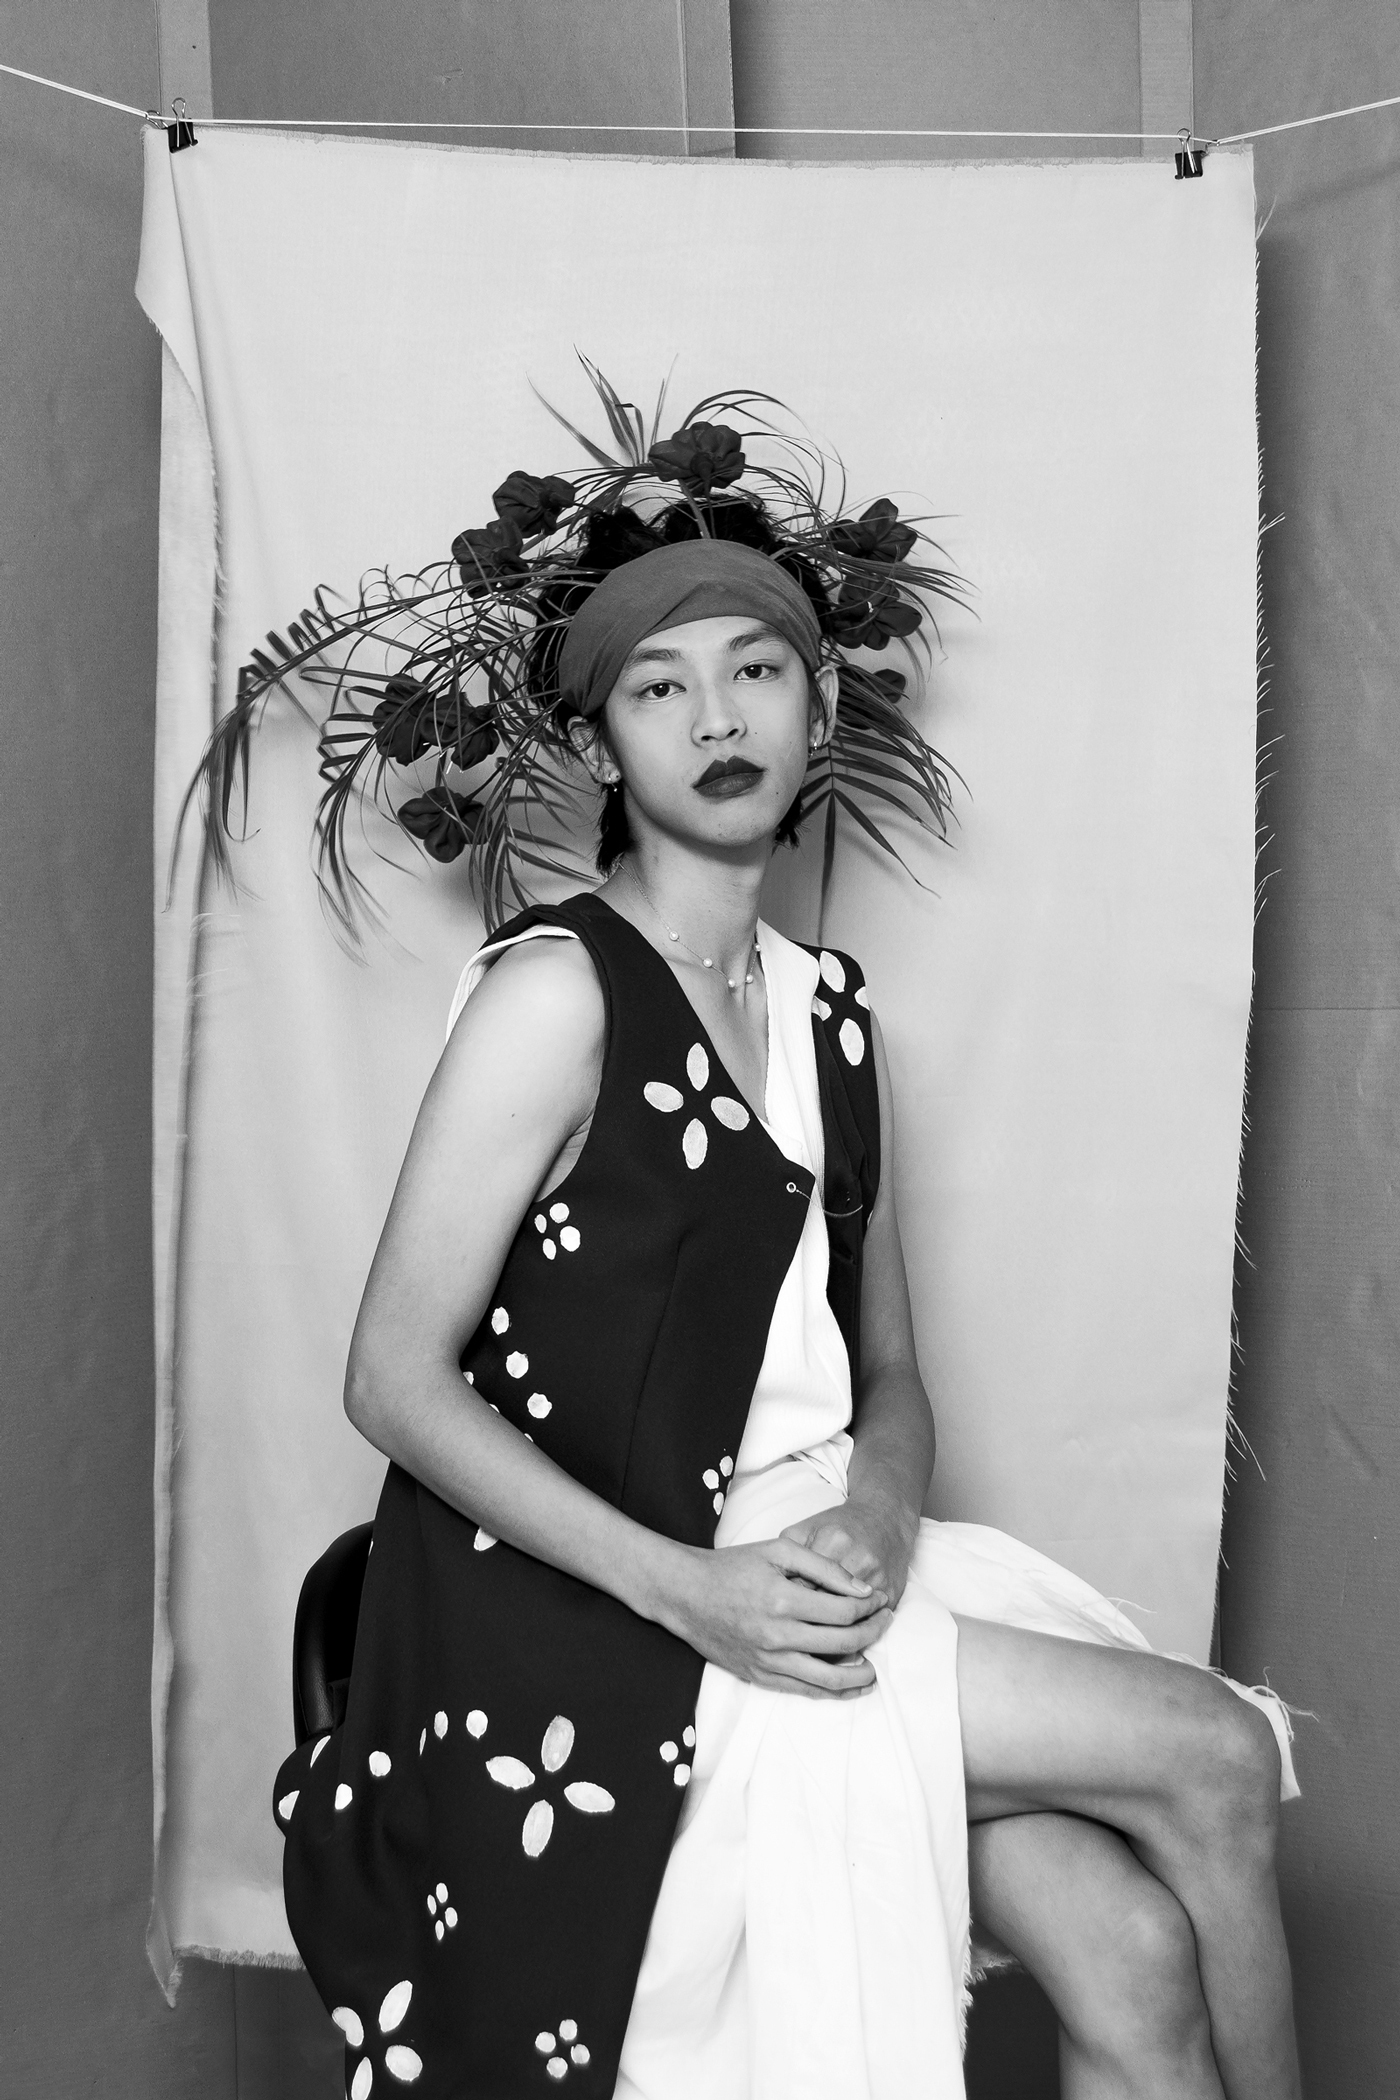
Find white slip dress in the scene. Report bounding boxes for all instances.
[449,924,1299,2100]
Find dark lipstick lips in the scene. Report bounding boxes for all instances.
[695,757,764,787]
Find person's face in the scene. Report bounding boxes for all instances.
[592,615,834,858]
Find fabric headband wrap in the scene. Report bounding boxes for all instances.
[557,540,824,719]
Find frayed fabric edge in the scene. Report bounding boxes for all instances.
[178,1941,306,1971]
[1222,1676,1305,1802]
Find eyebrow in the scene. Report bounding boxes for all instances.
[623,625,783,671]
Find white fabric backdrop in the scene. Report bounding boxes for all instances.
[136,128,1260,1980]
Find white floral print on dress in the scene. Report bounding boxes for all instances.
[815,951,871,1066]
[534,2016,591,2079]
[643,1043,751,1169]
[426,1880,458,1942]
[534,1199,582,1259]
[485,1715,615,1856]
[701,1451,735,1517]
[658,1726,696,1788]
[333,1978,423,2091]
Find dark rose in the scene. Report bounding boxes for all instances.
[449,705,499,772]
[372,676,438,763]
[830,498,918,565]
[397,786,480,862]
[451,516,529,596]
[648,421,746,497]
[825,578,923,651]
[870,667,908,701]
[492,471,575,538]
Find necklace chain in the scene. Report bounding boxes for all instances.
[621,865,759,994]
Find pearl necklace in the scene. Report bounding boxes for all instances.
[622,869,759,993]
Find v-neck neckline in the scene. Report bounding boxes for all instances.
[588,893,800,1177]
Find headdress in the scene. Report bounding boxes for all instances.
[189,360,969,932]
[557,540,822,717]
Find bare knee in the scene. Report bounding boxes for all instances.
[1072,1883,1213,2068]
[1167,1673,1280,1861]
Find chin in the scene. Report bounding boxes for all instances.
[697,798,791,852]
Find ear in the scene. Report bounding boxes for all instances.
[566,714,619,785]
[809,664,840,751]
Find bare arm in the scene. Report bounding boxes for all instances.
[345,938,890,1694]
[781,1012,937,1604]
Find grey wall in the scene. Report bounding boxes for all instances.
[209,0,735,155]
[1196,7,1400,2096]
[2,4,1395,2095]
[731,0,1141,159]
[0,6,245,2094]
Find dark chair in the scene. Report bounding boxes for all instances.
[292,1523,373,1745]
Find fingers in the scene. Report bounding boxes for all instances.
[774,1582,888,1627]
[777,1518,817,1549]
[778,1507,841,1547]
[767,1535,873,1598]
[778,1519,887,1592]
[785,1607,893,1657]
[756,1650,879,1697]
[779,1518,870,1566]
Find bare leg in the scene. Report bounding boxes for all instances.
[970,1811,1224,2099]
[955,1618,1300,2100]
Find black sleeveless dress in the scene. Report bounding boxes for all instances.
[272,891,880,2097]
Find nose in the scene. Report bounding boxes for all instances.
[692,666,746,744]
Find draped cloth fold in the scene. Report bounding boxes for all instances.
[618,1452,968,2100]
[619,1442,1299,2100]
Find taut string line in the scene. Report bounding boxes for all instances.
[3,57,1400,152]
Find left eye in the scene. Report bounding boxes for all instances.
[737,661,778,681]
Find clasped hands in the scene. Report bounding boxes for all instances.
[668,1493,917,1699]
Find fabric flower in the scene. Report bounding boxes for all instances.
[830,498,917,565]
[449,706,499,772]
[451,517,529,596]
[824,578,923,651]
[648,422,746,497]
[372,676,439,764]
[870,666,908,701]
[398,786,480,862]
[492,471,576,539]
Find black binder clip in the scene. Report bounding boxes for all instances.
[1175,127,1205,179]
[167,98,198,153]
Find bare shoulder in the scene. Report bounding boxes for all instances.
[463,936,604,1042]
[434,935,604,1124]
